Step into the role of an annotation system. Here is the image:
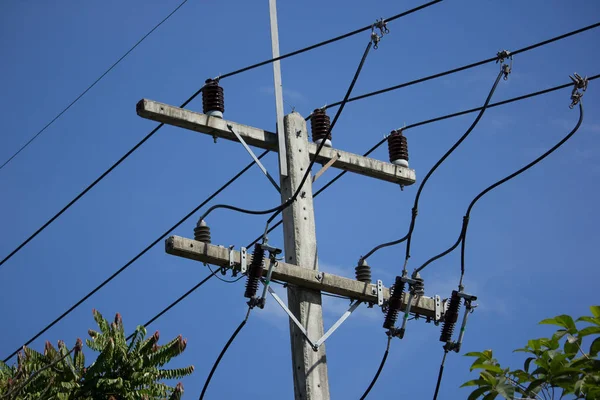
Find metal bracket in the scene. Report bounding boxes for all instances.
[240,247,247,274]
[227,124,281,192]
[376,280,384,306]
[434,295,442,323]
[266,284,361,351]
[312,152,340,183]
[226,245,235,275]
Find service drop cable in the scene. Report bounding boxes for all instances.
[198,309,251,400]
[0,0,192,172]
[359,336,392,400]
[246,74,599,250]
[193,39,374,239]
[2,152,267,363]
[414,100,585,278]
[361,68,506,266]
[431,349,449,400]
[0,0,438,270]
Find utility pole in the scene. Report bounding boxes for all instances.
[136,100,441,399]
[279,112,328,399]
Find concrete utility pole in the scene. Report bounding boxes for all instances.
[279,113,328,399]
[136,100,440,399]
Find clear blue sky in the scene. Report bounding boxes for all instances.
[1,0,599,398]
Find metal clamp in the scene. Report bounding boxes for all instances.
[496,49,513,80]
[569,73,588,109]
[240,247,247,274]
[434,295,442,324]
[376,280,384,306]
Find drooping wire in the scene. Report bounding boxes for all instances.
[0,0,192,172]
[199,309,251,400]
[2,152,267,363]
[0,1,438,270]
[359,69,505,266]
[194,39,374,240]
[207,264,245,283]
[432,349,449,400]
[359,336,392,400]
[414,100,585,277]
[125,270,218,342]
[323,22,600,111]
[247,74,599,250]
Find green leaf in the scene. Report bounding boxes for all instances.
[471,364,503,374]
[577,316,600,326]
[564,340,579,357]
[495,378,515,399]
[524,357,535,373]
[590,337,600,357]
[482,392,498,400]
[579,326,600,337]
[461,379,489,388]
[480,371,498,386]
[467,386,490,400]
[591,306,600,319]
[540,315,577,333]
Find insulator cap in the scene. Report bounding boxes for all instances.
[202,78,225,118]
[355,259,372,283]
[383,276,405,330]
[244,244,265,299]
[439,290,461,343]
[311,109,332,147]
[387,130,409,168]
[193,219,211,243]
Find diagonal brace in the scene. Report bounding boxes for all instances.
[227,124,280,192]
[266,284,361,351]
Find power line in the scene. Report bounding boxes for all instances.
[0,0,192,172]
[414,100,585,277]
[125,270,218,342]
[199,309,251,400]
[323,21,600,110]
[359,336,391,400]
[2,151,267,363]
[0,0,439,271]
[248,74,599,250]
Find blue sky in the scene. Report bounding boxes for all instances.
[1,0,599,398]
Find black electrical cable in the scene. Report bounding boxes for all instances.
[195,39,374,238]
[207,264,245,284]
[415,100,585,277]
[359,69,505,265]
[432,349,449,400]
[199,311,250,400]
[323,22,600,111]
[215,0,442,81]
[0,0,439,270]
[125,270,218,341]
[0,0,192,172]
[359,337,392,400]
[247,74,599,251]
[2,151,267,363]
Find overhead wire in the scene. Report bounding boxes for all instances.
[0,0,192,172]
[359,336,392,400]
[322,21,600,111]
[2,151,267,363]
[414,100,585,278]
[244,73,600,250]
[358,68,506,266]
[0,0,439,270]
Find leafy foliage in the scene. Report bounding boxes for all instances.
[0,310,194,399]
[462,306,600,399]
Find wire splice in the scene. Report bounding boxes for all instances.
[310,108,332,147]
[202,78,225,118]
[439,290,461,343]
[244,244,265,300]
[193,219,211,243]
[570,73,588,108]
[387,129,409,168]
[383,276,405,330]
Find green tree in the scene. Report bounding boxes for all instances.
[461,305,600,399]
[0,310,194,400]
